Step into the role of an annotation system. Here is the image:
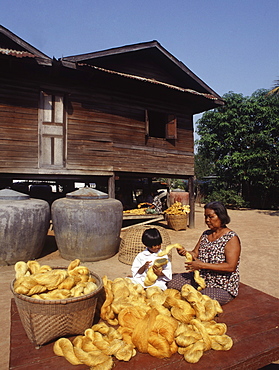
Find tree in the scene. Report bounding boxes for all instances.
[195,89,279,209]
[267,79,279,96]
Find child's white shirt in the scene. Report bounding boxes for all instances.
[130,248,172,290]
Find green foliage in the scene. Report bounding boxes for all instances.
[171,179,187,190]
[203,189,247,209]
[194,153,213,179]
[157,178,187,191]
[195,89,279,209]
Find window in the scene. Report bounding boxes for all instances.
[145,110,177,139]
[39,92,66,167]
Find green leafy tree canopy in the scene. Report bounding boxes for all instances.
[195,89,279,209]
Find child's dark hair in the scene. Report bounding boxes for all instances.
[142,228,162,248]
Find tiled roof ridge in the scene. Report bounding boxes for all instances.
[77,62,220,101]
[0,47,36,58]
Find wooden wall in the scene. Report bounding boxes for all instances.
[0,83,39,173]
[67,90,194,176]
[0,73,194,180]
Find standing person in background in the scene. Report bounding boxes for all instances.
[167,201,241,305]
[136,188,154,205]
[138,189,163,214]
[151,190,163,213]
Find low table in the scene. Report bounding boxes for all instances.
[122,214,164,230]
[9,283,279,369]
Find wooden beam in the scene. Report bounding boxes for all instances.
[108,172,115,198]
[188,175,195,228]
[121,215,164,231]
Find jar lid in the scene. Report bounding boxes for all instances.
[66,187,109,199]
[0,189,30,200]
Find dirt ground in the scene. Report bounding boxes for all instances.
[0,204,278,369]
[36,204,278,298]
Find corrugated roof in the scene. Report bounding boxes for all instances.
[0,48,36,58]
[77,63,222,102]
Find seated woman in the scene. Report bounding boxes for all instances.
[167,201,241,305]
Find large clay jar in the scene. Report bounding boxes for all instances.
[169,190,189,205]
[0,189,50,265]
[51,187,123,261]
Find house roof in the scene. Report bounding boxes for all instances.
[0,47,36,58]
[78,63,221,102]
[0,25,224,111]
[61,40,224,101]
[72,62,224,114]
[0,25,52,65]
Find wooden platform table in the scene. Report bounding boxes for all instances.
[9,283,279,369]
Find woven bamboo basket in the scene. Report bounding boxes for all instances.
[10,269,103,347]
[118,225,172,265]
[167,213,188,231]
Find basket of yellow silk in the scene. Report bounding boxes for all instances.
[10,259,103,347]
[164,202,190,231]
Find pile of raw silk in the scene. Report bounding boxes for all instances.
[54,276,233,369]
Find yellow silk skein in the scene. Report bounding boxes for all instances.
[158,243,206,290]
[13,259,98,300]
[53,276,233,367]
[144,258,168,287]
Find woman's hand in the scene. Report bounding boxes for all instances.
[185,234,241,273]
[177,248,197,259]
[177,247,187,256]
[185,257,204,271]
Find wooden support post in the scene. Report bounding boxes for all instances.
[148,177,152,193]
[108,173,115,198]
[188,176,195,228]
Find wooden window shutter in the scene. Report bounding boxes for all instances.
[166,115,177,139]
[39,92,66,168]
[42,94,53,122]
[54,95,64,123]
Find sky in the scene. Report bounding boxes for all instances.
[1,0,278,132]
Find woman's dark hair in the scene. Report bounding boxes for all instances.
[204,201,230,226]
[142,228,162,248]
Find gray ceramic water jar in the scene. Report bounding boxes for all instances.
[0,189,50,265]
[51,187,123,261]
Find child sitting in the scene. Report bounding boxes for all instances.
[130,228,172,290]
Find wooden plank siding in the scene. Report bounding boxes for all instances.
[0,75,194,178]
[0,85,39,170]
[66,93,194,176]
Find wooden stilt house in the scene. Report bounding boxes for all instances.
[0,25,225,226]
